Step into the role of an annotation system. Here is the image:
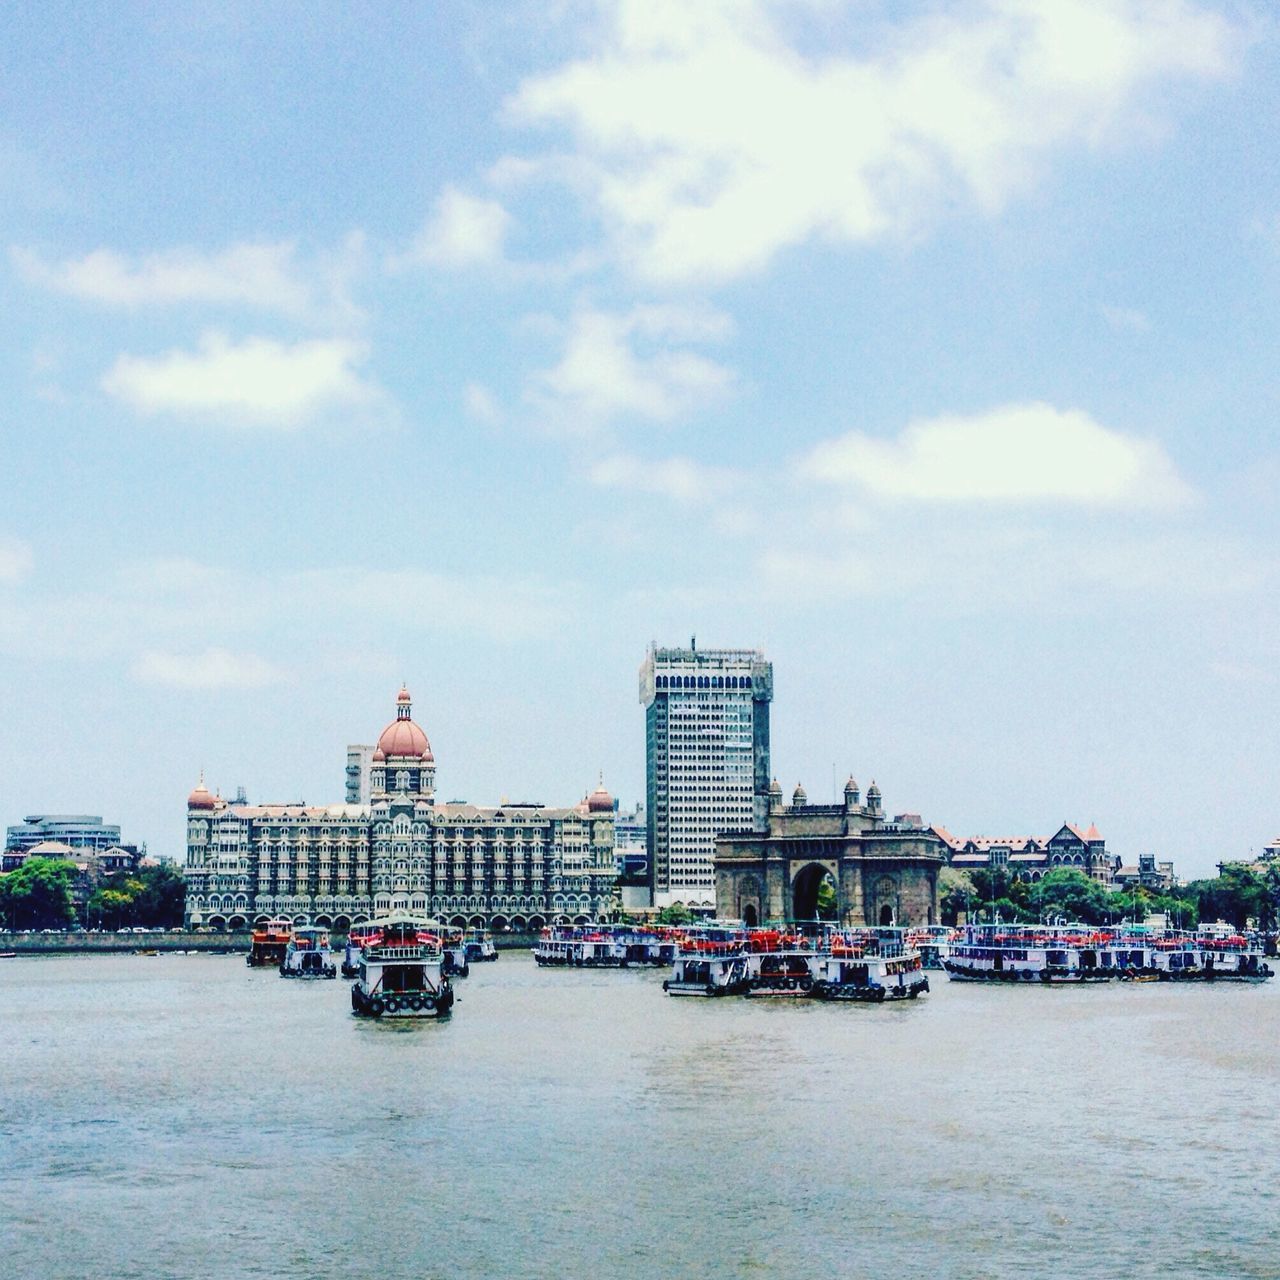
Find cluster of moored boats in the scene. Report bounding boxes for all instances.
[535,922,930,1001]
[246,915,498,1019]
[244,915,1273,1020]
[941,922,1274,984]
[533,918,1274,998]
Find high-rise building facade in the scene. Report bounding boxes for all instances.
[639,642,772,908]
[345,744,374,804]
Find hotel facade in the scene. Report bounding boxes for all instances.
[184,689,616,931]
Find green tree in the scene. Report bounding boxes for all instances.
[968,867,1033,922]
[130,864,186,927]
[814,874,838,921]
[1177,867,1266,930]
[86,864,187,929]
[655,903,693,925]
[1027,868,1113,925]
[0,857,78,930]
[939,868,976,924]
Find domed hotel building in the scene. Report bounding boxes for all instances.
[184,688,617,932]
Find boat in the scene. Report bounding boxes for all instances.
[246,917,292,968]
[942,923,1116,983]
[942,921,1274,985]
[341,924,379,979]
[350,915,454,1018]
[533,924,625,967]
[438,925,471,978]
[905,925,954,970]
[464,927,499,963]
[279,925,336,979]
[663,938,752,996]
[745,949,818,996]
[812,929,928,1001]
[1145,928,1274,982]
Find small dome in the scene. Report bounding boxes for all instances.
[844,775,859,795]
[867,780,881,796]
[792,783,807,805]
[187,776,215,811]
[587,778,614,813]
[769,778,783,796]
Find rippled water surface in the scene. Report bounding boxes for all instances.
[2,952,1278,1279]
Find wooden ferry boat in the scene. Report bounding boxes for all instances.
[943,924,1118,984]
[905,925,955,971]
[437,924,470,978]
[533,924,625,968]
[812,930,928,1001]
[745,949,818,996]
[464,927,498,963]
[350,914,454,1018]
[1144,928,1274,982]
[341,923,379,979]
[664,939,752,996]
[280,925,336,978]
[246,916,292,968]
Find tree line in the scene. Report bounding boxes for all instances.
[941,863,1280,932]
[0,858,186,931]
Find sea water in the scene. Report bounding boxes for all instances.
[2,952,1278,1279]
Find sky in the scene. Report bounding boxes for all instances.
[1,0,1278,878]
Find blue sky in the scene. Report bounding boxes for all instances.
[2,0,1278,877]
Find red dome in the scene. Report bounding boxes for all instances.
[587,782,614,813]
[188,778,215,811]
[376,687,433,761]
[376,719,432,759]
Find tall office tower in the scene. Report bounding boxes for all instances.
[639,641,773,908]
[345,745,374,805]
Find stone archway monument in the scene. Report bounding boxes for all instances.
[714,777,945,928]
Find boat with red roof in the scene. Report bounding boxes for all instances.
[350,914,454,1018]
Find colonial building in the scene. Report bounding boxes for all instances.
[933,823,1117,885]
[715,777,946,927]
[1113,853,1176,893]
[184,688,616,931]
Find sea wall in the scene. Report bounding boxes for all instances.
[0,931,539,955]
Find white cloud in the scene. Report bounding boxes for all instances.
[529,303,733,428]
[800,402,1195,508]
[102,331,386,427]
[132,647,285,690]
[1101,304,1151,333]
[398,185,511,268]
[588,452,738,503]
[463,381,504,425]
[11,234,366,327]
[507,0,1242,283]
[0,536,33,584]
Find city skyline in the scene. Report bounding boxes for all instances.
[3,2,1280,879]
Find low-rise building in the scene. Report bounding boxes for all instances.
[1113,853,1176,892]
[184,688,616,931]
[934,822,1117,885]
[5,814,144,859]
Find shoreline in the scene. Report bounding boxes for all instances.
[0,931,539,955]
